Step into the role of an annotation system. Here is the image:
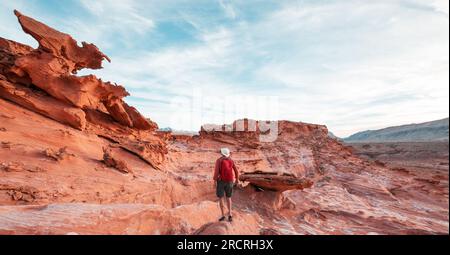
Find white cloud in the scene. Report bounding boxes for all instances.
[88,0,448,136]
[79,0,154,31]
[68,0,154,49]
[82,27,243,129]
[0,1,38,47]
[248,0,449,136]
[219,0,237,19]
[418,0,449,15]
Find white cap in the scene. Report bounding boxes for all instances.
[220,148,230,157]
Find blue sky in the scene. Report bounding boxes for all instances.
[0,0,448,137]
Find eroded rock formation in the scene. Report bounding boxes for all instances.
[0,10,166,170]
[1,10,156,131]
[0,79,87,130]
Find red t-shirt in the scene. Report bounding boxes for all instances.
[215,157,236,182]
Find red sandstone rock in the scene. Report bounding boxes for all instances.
[0,10,155,131]
[0,79,86,130]
[239,171,314,192]
[102,147,131,174]
[44,147,74,162]
[0,37,33,56]
[0,201,260,235]
[193,215,261,235]
[14,10,110,72]
[123,103,158,130]
[0,37,33,85]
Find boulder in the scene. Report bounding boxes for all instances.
[239,171,314,192]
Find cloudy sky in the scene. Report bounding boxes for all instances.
[1,0,448,137]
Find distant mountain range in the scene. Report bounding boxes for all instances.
[343,118,449,143]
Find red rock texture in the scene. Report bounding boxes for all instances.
[0,201,260,235]
[0,79,87,130]
[0,10,448,235]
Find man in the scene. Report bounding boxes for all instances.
[213,147,239,222]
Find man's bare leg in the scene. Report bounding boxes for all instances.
[219,197,225,217]
[226,197,232,217]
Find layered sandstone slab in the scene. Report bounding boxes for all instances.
[0,79,86,130]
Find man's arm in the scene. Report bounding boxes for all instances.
[233,162,239,183]
[213,159,220,181]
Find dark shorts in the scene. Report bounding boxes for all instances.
[216,180,234,198]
